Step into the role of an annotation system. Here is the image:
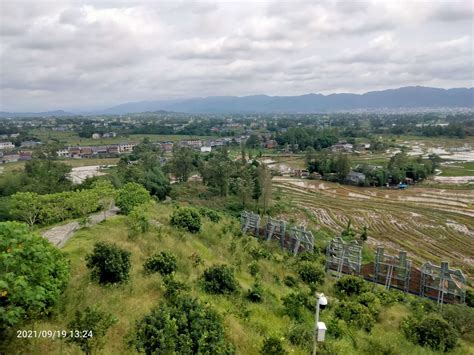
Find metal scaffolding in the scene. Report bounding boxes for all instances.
[420,261,466,304]
[264,217,287,249]
[240,211,261,236]
[325,237,362,278]
[288,225,314,256]
[373,246,411,292]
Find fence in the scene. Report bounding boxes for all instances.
[240,211,467,304]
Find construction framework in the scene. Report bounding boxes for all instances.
[240,211,260,236]
[325,237,362,278]
[373,246,411,292]
[420,261,467,304]
[288,225,314,256]
[264,217,287,249]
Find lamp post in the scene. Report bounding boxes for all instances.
[312,292,327,355]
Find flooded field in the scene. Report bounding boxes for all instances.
[273,177,474,276]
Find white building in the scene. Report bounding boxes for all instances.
[0,142,15,150]
[92,133,101,139]
[201,146,211,153]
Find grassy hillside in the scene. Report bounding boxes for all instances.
[3,202,473,354]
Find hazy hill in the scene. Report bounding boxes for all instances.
[101,86,473,114]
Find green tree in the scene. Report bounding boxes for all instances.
[333,153,351,182]
[144,251,178,276]
[67,306,116,355]
[260,336,286,355]
[134,297,234,354]
[127,204,150,239]
[167,146,198,182]
[201,264,239,295]
[86,242,131,285]
[116,182,151,215]
[170,207,201,233]
[9,192,43,227]
[0,222,70,330]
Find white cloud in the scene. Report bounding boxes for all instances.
[0,0,472,111]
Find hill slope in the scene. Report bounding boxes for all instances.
[3,202,473,354]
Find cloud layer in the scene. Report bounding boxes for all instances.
[0,0,472,111]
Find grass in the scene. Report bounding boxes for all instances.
[3,202,473,354]
[440,162,474,177]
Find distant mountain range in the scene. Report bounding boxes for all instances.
[1,86,473,117]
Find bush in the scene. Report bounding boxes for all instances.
[248,260,260,277]
[86,242,131,284]
[334,301,375,332]
[246,282,264,303]
[201,264,239,294]
[127,204,150,238]
[466,289,474,308]
[260,336,285,355]
[402,314,458,352]
[296,261,325,286]
[287,323,312,349]
[144,251,177,276]
[441,304,474,336]
[334,275,366,297]
[282,292,309,322]
[249,245,272,260]
[134,297,234,354]
[116,182,151,215]
[199,207,221,223]
[162,276,190,299]
[67,306,116,354]
[0,222,70,329]
[170,207,201,233]
[357,292,381,318]
[374,287,406,305]
[188,252,203,267]
[284,275,298,288]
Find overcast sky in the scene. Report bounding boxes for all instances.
[0,0,473,111]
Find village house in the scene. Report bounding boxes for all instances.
[345,171,366,185]
[92,133,101,139]
[0,141,15,150]
[331,142,354,153]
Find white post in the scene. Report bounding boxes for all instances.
[313,293,320,355]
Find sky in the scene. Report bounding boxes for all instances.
[0,0,473,112]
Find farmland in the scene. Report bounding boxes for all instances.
[272,177,474,276]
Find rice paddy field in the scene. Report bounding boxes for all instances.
[272,177,474,277]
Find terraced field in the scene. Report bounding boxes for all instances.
[273,177,474,276]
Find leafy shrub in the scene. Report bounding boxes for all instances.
[127,204,150,238]
[466,289,474,308]
[374,287,406,305]
[116,182,151,215]
[162,276,190,299]
[326,317,346,339]
[249,245,271,260]
[409,297,439,318]
[170,207,201,233]
[402,314,458,352]
[248,260,260,277]
[334,275,367,297]
[134,297,234,354]
[199,207,221,223]
[201,264,239,295]
[67,306,116,354]
[296,261,325,286]
[357,292,381,318]
[144,251,177,276]
[287,323,312,349]
[246,282,264,303]
[282,292,309,322]
[0,222,70,329]
[260,336,286,355]
[441,304,474,336]
[86,242,131,284]
[334,301,375,332]
[188,252,203,267]
[284,275,298,288]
